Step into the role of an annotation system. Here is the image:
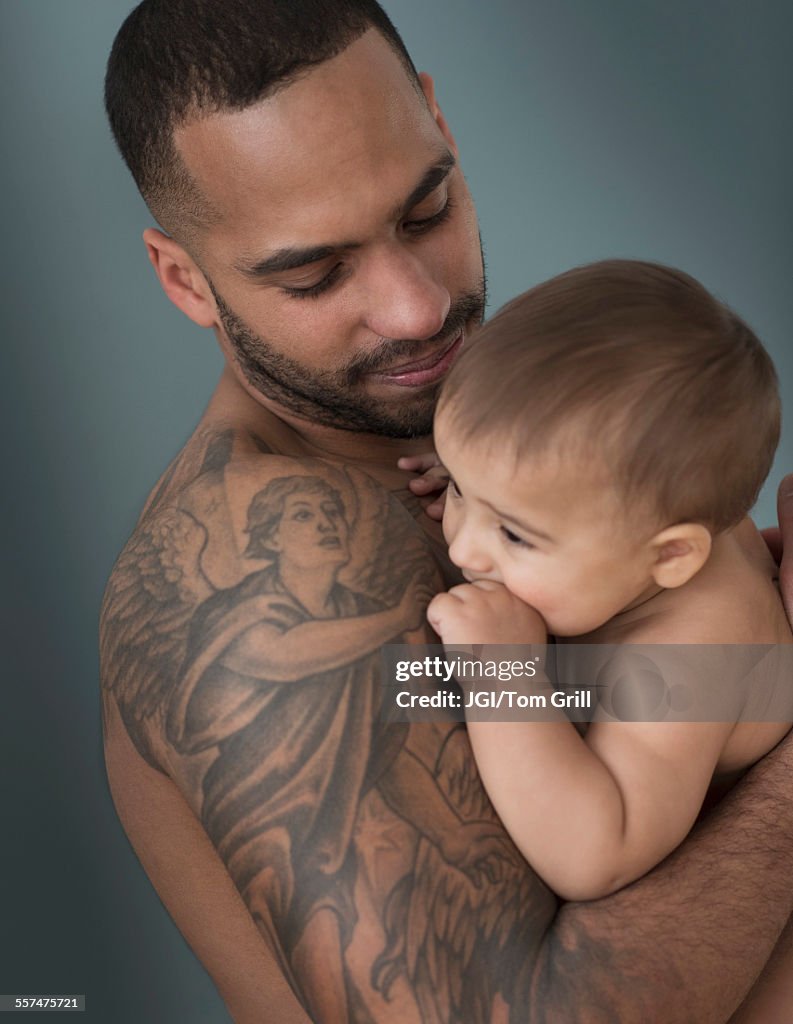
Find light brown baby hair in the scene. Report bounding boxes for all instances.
[438,260,780,533]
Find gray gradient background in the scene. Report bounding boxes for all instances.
[1,1,790,1020]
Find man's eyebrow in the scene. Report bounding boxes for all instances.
[391,150,456,221]
[236,243,361,279]
[235,150,457,281]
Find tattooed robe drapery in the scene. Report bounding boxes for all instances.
[167,565,407,952]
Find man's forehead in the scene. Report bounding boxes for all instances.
[174,30,437,240]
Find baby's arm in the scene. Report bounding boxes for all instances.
[428,581,734,902]
[468,704,733,901]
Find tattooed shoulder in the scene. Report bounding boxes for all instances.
[100,448,441,773]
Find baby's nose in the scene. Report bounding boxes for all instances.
[448,531,493,575]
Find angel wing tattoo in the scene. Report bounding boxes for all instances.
[99,506,214,768]
[372,724,552,1024]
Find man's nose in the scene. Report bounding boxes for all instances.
[361,246,451,341]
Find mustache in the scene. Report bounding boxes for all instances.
[346,289,486,381]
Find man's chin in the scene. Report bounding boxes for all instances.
[298,379,437,438]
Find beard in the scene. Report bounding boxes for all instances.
[208,278,487,439]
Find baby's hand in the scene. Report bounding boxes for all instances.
[428,579,547,647]
[398,452,449,521]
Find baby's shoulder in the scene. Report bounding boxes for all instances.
[602,528,788,646]
[690,520,790,644]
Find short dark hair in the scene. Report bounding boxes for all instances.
[439,260,780,534]
[104,0,419,246]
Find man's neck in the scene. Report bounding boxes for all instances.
[205,366,435,469]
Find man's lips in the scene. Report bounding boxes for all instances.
[368,332,465,387]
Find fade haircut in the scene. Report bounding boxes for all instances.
[438,260,780,533]
[104,0,420,247]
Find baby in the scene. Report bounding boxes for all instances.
[404,259,792,901]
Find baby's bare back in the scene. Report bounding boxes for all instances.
[588,517,792,774]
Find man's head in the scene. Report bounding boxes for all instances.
[105,1,485,437]
[435,260,780,634]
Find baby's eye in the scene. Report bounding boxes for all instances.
[448,478,462,498]
[500,526,534,549]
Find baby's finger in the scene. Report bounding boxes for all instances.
[408,475,446,494]
[424,491,448,521]
[469,579,505,592]
[398,453,440,473]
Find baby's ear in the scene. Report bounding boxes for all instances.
[649,523,712,589]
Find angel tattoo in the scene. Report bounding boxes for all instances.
[101,471,523,1022]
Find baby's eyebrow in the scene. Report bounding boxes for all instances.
[483,500,555,543]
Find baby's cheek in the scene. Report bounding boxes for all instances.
[505,573,552,614]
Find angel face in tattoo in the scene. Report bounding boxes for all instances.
[244,476,350,573]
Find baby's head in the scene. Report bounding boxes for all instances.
[435,260,780,636]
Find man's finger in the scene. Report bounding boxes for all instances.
[761,527,782,565]
[777,474,793,618]
[777,474,793,536]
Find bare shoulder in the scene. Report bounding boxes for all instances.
[586,519,792,774]
[609,519,791,647]
[100,423,442,774]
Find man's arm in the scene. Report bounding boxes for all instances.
[537,732,793,1022]
[103,696,313,1024]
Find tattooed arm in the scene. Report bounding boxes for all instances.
[217,571,433,680]
[102,451,793,1024]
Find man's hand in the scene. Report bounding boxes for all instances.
[398,452,449,521]
[767,473,793,620]
[427,579,547,647]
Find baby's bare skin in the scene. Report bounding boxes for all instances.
[428,425,792,902]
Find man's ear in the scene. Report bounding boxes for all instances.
[649,523,713,589]
[418,72,458,156]
[143,228,217,329]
